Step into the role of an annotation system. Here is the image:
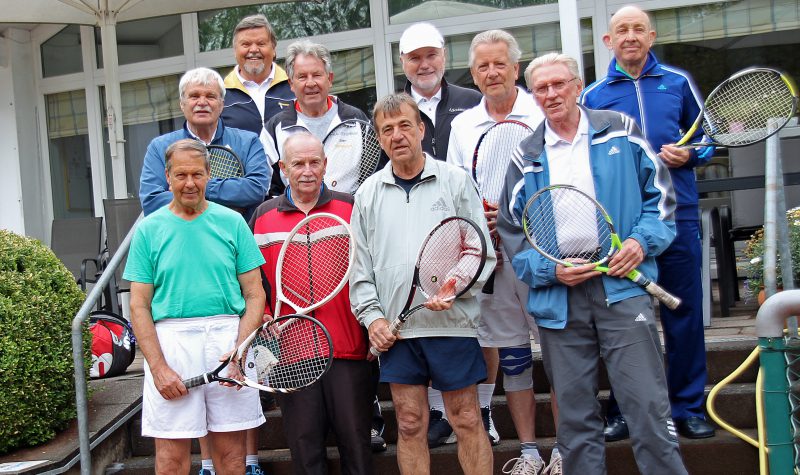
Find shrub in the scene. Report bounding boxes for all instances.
[743,206,800,296]
[0,230,89,454]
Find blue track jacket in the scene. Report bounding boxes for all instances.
[497,107,676,329]
[581,52,712,222]
[139,119,271,219]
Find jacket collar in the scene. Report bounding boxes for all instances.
[522,106,611,163]
[277,183,333,212]
[182,118,225,144]
[224,64,290,94]
[403,78,450,103]
[607,51,662,80]
[379,152,437,184]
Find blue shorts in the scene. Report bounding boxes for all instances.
[379,337,487,392]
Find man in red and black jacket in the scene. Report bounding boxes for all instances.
[249,132,374,475]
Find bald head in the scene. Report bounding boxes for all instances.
[603,5,656,78]
[283,131,324,161]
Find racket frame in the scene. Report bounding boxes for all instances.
[322,118,382,194]
[676,67,799,149]
[522,184,681,310]
[206,144,245,178]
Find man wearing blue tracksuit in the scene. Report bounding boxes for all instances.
[581,5,715,440]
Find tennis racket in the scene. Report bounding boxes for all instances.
[521,184,681,310]
[272,212,355,320]
[676,67,798,149]
[182,314,333,393]
[368,216,488,358]
[472,120,534,293]
[323,119,382,194]
[206,144,245,178]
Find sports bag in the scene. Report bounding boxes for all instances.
[89,310,136,378]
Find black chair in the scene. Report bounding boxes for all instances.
[50,217,104,292]
[102,198,143,316]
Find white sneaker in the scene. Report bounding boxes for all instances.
[542,451,562,475]
[481,406,500,445]
[502,454,545,475]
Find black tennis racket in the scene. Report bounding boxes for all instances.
[323,119,382,194]
[182,314,333,393]
[206,145,244,178]
[473,120,533,293]
[676,67,798,149]
[522,184,680,309]
[368,216,488,358]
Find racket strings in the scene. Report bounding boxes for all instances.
[704,71,795,146]
[323,121,381,194]
[279,216,352,311]
[241,319,331,390]
[208,147,244,178]
[476,122,532,204]
[416,219,485,299]
[523,188,613,263]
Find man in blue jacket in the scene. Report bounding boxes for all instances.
[498,52,687,475]
[139,67,270,221]
[581,5,715,441]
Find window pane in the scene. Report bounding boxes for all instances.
[100,76,183,197]
[198,0,371,52]
[96,15,183,67]
[388,0,555,24]
[392,21,595,91]
[45,90,94,218]
[41,25,83,77]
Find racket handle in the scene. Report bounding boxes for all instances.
[366,318,405,361]
[182,374,208,389]
[644,281,682,310]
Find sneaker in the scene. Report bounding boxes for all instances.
[542,452,562,475]
[371,428,387,452]
[245,465,264,475]
[428,409,456,447]
[481,406,500,446]
[502,454,545,475]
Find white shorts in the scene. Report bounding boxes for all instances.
[141,316,266,439]
[477,262,539,348]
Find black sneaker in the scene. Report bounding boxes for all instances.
[481,406,500,446]
[371,428,387,452]
[428,409,456,447]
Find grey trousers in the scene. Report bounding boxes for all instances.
[539,278,688,475]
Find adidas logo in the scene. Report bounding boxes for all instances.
[658,84,667,91]
[431,197,450,212]
[634,313,647,322]
[608,145,620,155]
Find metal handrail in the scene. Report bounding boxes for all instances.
[70,213,141,475]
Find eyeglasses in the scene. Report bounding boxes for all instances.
[532,77,578,96]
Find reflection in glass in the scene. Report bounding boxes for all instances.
[95,15,183,67]
[388,0,555,24]
[45,90,93,218]
[198,0,371,52]
[41,25,83,78]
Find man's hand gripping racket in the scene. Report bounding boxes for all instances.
[522,185,681,310]
[368,217,488,359]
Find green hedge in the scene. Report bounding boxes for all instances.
[0,230,89,454]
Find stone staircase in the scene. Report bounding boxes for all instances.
[112,338,761,474]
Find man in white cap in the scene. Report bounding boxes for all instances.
[399,22,482,160]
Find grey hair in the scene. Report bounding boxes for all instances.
[468,29,521,68]
[285,40,333,79]
[372,92,422,127]
[233,14,277,48]
[524,52,582,89]
[281,131,324,163]
[165,139,209,172]
[179,67,225,102]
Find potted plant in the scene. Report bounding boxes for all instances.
[743,206,800,304]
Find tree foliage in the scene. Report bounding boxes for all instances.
[0,230,89,454]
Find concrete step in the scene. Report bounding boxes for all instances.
[116,430,758,475]
[129,382,756,455]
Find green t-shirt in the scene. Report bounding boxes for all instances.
[123,202,265,321]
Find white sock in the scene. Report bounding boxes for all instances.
[551,447,560,458]
[521,441,541,459]
[428,387,446,414]
[201,459,215,474]
[478,383,495,408]
[245,455,259,466]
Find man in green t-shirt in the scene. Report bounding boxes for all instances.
[125,139,267,474]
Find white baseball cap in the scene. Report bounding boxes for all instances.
[399,23,445,55]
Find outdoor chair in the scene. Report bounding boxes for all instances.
[50,217,104,292]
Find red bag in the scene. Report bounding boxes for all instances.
[89,311,136,378]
